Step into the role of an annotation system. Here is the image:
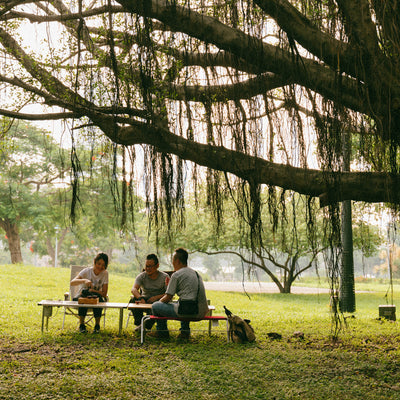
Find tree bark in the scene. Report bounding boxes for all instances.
[0,219,23,264]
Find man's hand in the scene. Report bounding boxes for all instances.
[135,297,146,304]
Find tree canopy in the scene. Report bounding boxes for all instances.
[0,0,399,232]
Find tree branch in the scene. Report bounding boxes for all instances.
[114,122,400,205]
[168,73,294,102]
[116,0,371,116]
[253,0,355,75]
[0,108,78,120]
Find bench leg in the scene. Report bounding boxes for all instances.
[140,315,152,344]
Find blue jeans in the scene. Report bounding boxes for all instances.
[152,301,190,333]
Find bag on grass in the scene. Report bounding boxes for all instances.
[228,315,255,343]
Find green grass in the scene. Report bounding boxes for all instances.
[1,265,400,399]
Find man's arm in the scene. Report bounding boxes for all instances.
[131,283,146,303]
[131,283,141,297]
[147,294,165,303]
[159,294,173,303]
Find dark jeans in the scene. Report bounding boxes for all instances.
[130,301,155,329]
[152,301,190,334]
[132,308,155,328]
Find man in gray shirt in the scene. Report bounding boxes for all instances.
[130,254,168,331]
[152,248,208,339]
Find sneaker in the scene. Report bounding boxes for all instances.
[79,324,87,333]
[177,331,190,340]
[93,324,100,334]
[147,331,170,339]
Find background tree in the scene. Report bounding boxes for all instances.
[151,189,382,293]
[0,117,141,266]
[27,139,142,267]
[0,119,69,263]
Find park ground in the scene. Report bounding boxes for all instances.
[1,265,400,399]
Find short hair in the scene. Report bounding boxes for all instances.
[146,253,159,265]
[173,248,188,265]
[94,253,109,269]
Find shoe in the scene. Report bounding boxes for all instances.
[93,324,100,334]
[147,331,170,339]
[177,332,190,340]
[79,324,87,333]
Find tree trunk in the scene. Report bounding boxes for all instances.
[339,129,355,312]
[281,282,292,293]
[340,200,355,312]
[1,219,23,264]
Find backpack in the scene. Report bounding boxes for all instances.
[227,314,256,343]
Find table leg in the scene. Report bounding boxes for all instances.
[41,308,45,332]
[42,306,53,332]
[118,308,124,334]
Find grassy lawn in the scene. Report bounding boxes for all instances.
[1,265,400,399]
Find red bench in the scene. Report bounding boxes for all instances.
[140,315,229,343]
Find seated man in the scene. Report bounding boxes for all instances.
[130,253,168,332]
[151,247,209,339]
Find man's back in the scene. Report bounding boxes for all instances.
[167,267,208,318]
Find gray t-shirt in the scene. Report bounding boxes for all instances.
[133,270,168,298]
[166,267,208,318]
[77,266,109,295]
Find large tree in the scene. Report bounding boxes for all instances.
[0,0,398,205]
[0,0,398,304]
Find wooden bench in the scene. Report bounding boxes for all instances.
[140,314,229,344]
[38,300,153,334]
